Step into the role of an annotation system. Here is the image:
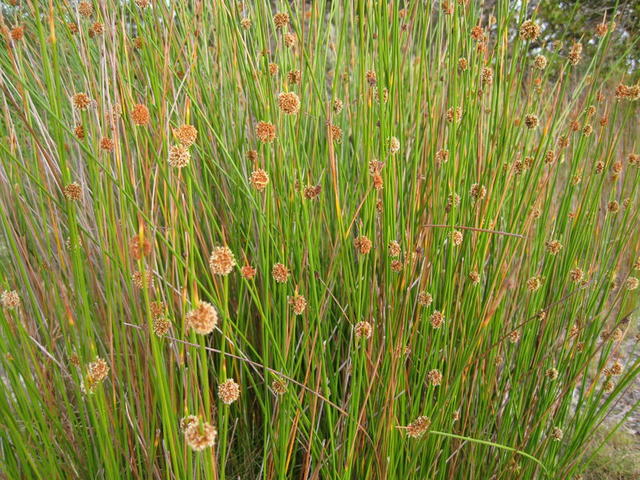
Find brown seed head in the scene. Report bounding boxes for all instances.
[132,270,154,289]
[271,378,288,395]
[534,54,548,70]
[180,415,198,432]
[249,169,269,191]
[451,230,463,246]
[100,137,114,151]
[508,329,521,343]
[152,317,171,336]
[354,321,373,339]
[406,416,431,438]
[277,92,300,115]
[273,12,289,29]
[303,184,322,199]
[524,114,539,129]
[209,246,236,275]
[173,124,198,146]
[186,302,218,335]
[481,67,493,86]
[388,240,401,258]
[366,70,377,87]
[470,183,487,200]
[78,1,93,17]
[625,277,639,291]
[417,291,433,307]
[388,136,400,154]
[288,69,301,84]
[545,239,563,255]
[89,22,104,36]
[10,26,24,41]
[184,421,217,451]
[272,263,290,283]
[284,33,297,48]
[72,93,91,110]
[288,294,307,315]
[427,369,442,386]
[150,301,166,319]
[354,235,372,255]
[546,368,559,380]
[527,276,542,292]
[430,310,445,329]
[519,20,541,41]
[218,379,241,404]
[168,144,191,168]
[131,104,150,125]
[241,264,257,280]
[568,42,583,65]
[1,290,20,309]
[551,427,563,441]
[256,121,276,143]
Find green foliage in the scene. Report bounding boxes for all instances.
[0,1,639,479]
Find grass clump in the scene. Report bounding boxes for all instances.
[0,1,639,479]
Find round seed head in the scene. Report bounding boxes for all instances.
[272,263,290,283]
[241,264,257,280]
[131,104,150,125]
[1,290,21,309]
[63,182,82,201]
[430,310,445,329]
[288,294,307,315]
[209,246,236,275]
[218,378,241,404]
[168,144,191,168]
[173,124,198,146]
[519,20,541,41]
[427,369,442,386]
[273,12,289,29]
[256,121,276,143]
[277,92,300,114]
[417,291,433,307]
[72,93,91,110]
[78,1,93,17]
[354,321,373,339]
[249,169,269,191]
[534,54,548,70]
[184,421,217,451]
[271,378,288,395]
[406,416,431,438]
[354,235,372,255]
[186,302,218,335]
[152,317,171,336]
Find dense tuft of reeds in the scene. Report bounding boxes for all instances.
[0,1,639,478]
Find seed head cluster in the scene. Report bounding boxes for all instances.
[184,419,217,451]
[249,169,270,191]
[354,321,373,339]
[218,378,241,404]
[406,416,431,438]
[186,302,218,335]
[519,20,541,41]
[1,290,20,309]
[209,246,236,275]
[81,357,109,394]
[354,235,372,255]
[272,263,290,283]
[173,124,198,146]
[168,144,191,168]
[256,121,277,143]
[278,92,300,115]
[288,294,307,315]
